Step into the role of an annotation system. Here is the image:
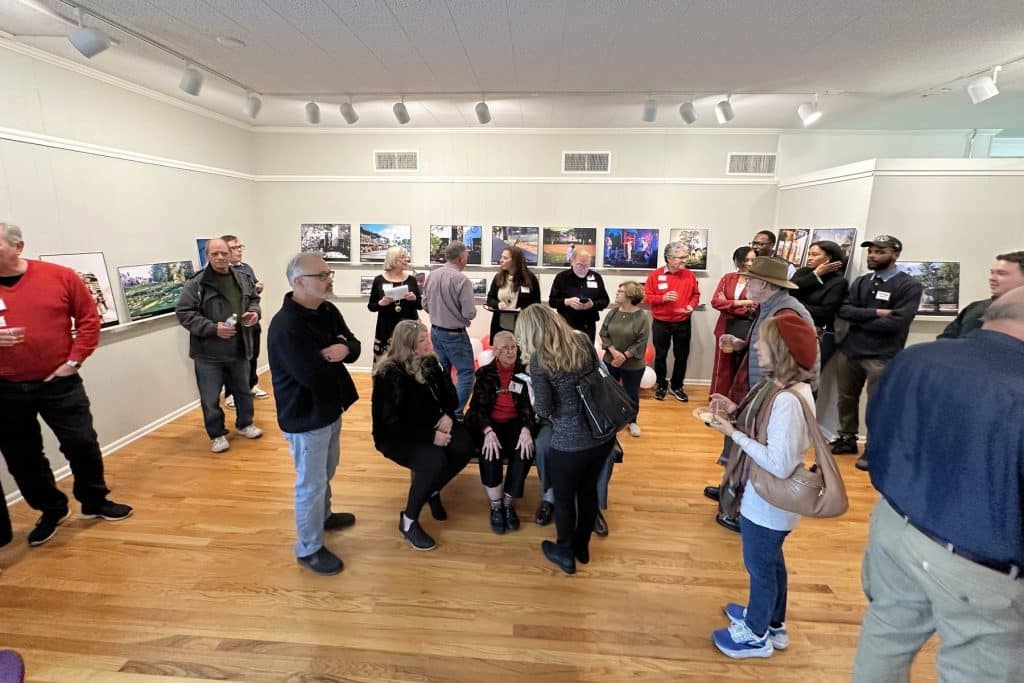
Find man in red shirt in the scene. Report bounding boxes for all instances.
[0,222,132,548]
[644,241,700,402]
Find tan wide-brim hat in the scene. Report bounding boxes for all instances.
[745,256,797,289]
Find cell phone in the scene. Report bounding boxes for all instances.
[579,297,591,304]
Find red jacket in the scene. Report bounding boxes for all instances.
[644,266,699,322]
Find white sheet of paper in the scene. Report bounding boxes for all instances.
[384,284,409,299]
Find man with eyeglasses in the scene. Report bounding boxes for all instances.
[751,230,796,278]
[268,254,360,575]
[221,235,268,408]
[644,241,699,402]
[175,238,263,453]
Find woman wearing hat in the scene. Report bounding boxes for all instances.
[703,313,818,659]
[791,241,848,369]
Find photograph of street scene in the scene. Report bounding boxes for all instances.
[360,224,412,262]
[117,260,195,321]
[301,223,352,262]
[430,225,482,264]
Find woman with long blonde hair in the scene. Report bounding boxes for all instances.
[515,305,616,575]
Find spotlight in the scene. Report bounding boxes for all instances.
[797,100,822,126]
[475,100,491,125]
[68,9,111,58]
[967,66,1002,104]
[179,63,203,96]
[642,97,658,123]
[339,101,359,125]
[679,101,697,124]
[393,100,410,125]
[715,97,734,124]
[305,101,321,125]
[243,92,262,119]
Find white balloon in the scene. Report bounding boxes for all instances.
[471,337,483,359]
[640,366,657,389]
[478,349,495,366]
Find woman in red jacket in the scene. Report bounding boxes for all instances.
[710,246,758,395]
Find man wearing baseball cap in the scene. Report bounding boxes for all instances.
[832,235,923,469]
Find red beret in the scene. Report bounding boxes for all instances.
[773,313,818,370]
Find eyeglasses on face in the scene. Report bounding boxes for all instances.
[750,241,772,248]
[299,271,334,281]
[229,244,245,251]
[496,345,518,352]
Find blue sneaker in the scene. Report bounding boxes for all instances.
[712,621,774,659]
[723,602,789,650]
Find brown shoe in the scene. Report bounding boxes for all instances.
[534,501,554,526]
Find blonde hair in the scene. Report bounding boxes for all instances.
[383,246,409,273]
[618,280,644,305]
[759,316,816,384]
[374,319,430,383]
[515,305,590,375]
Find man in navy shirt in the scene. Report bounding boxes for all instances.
[852,285,1024,683]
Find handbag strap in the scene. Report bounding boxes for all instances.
[782,388,844,474]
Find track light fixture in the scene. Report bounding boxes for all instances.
[642,97,658,123]
[339,100,359,125]
[178,62,203,96]
[393,99,411,125]
[68,8,111,58]
[715,97,734,125]
[243,92,262,119]
[797,96,823,126]
[475,99,491,125]
[679,101,697,125]
[305,100,321,125]
[967,65,1002,104]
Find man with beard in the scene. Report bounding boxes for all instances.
[938,251,1024,339]
[832,235,923,469]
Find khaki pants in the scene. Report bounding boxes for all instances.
[835,352,887,437]
[853,499,1024,683]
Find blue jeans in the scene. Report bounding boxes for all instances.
[194,358,253,439]
[740,515,791,636]
[283,417,342,558]
[430,328,475,417]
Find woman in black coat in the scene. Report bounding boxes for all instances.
[485,246,540,342]
[791,240,848,369]
[366,246,421,359]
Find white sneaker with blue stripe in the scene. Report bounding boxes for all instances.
[723,602,789,649]
[712,620,774,659]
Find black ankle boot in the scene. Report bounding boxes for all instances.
[541,540,576,575]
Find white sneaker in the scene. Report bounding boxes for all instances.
[237,425,263,439]
[211,436,230,453]
[628,422,641,437]
[251,385,269,399]
[225,395,236,410]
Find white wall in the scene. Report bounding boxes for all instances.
[776,131,970,178]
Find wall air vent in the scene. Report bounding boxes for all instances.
[563,151,611,174]
[727,153,777,175]
[375,151,419,171]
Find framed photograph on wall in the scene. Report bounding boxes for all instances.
[773,228,811,267]
[808,227,858,272]
[668,228,710,271]
[430,225,483,265]
[603,228,659,269]
[301,223,352,263]
[39,252,120,328]
[360,223,412,262]
[897,261,960,316]
[470,278,488,297]
[491,226,539,265]
[359,275,376,295]
[542,227,597,266]
[117,261,194,322]
[196,238,211,268]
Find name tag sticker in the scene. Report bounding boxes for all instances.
[587,281,599,288]
[875,291,891,302]
[509,380,524,394]
[658,275,667,281]
[0,315,5,327]
[587,275,595,281]
[520,287,530,293]
[657,283,669,290]
[0,298,5,311]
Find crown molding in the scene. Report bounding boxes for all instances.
[254,174,776,185]
[250,126,783,135]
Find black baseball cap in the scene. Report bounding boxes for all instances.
[860,234,903,251]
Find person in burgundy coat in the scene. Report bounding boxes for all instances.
[709,246,758,396]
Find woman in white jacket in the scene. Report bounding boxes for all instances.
[705,313,819,659]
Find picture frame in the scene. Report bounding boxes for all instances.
[808,228,858,273]
[542,227,597,267]
[773,228,811,267]
[117,261,195,322]
[897,261,960,316]
[360,223,412,262]
[470,278,488,297]
[196,238,211,268]
[491,226,539,265]
[301,223,352,263]
[668,228,710,271]
[430,225,483,265]
[39,252,120,328]
[359,275,376,295]
[603,228,659,269]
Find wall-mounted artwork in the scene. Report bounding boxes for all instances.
[301,223,351,263]
[542,227,597,266]
[668,228,710,271]
[359,275,375,295]
[40,252,120,328]
[360,224,412,262]
[603,228,659,269]
[117,261,194,322]
[897,261,960,316]
[491,226,539,265]
[470,278,488,297]
[808,228,858,272]
[430,225,483,265]
[773,228,811,267]
[196,238,211,268]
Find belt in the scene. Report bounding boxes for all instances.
[431,324,465,333]
[888,499,1022,580]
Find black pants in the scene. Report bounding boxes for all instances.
[225,324,261,398]
[478,420,534,498]
[572,321,596,343]
[379,425,473,521]
[652,318,692,390]
[0,478,12,547]
[547,441,615,556]
[0,375,110,516]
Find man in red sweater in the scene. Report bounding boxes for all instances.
[0,222,132,548]
[644,241,700,402]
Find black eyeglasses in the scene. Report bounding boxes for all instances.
[299,271,333,281]
[750,241,772,248]
[229,244,245,251]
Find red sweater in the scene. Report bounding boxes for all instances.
[644,266,700,322]
[0,260,100,381]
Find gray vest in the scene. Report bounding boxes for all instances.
[748,290,819,388]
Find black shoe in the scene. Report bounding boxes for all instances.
[594,510,609,537]
[80,500,133,521]
[399,512,437,551]
[296,546,343,575]
[504,504,520,531]
[855,457,869,472]
[574,545,590,565]
[831,435,859,455]
[715,513,740,534]
[534,501,554,526]
[669,387,689,402]
[541,540,576,575]
[703,486,721,501]
[489,505,506,535]
[428,493,448,521]
[324,512,356,531]
[27,509,71,547]
[654,387,667,401]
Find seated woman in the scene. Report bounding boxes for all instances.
[465,331,535,535]
[371,320,473,551]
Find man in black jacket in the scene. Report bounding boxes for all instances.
[938,251,1024,339]
[268,253,360,576]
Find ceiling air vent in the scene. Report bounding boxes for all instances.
[563,151,611,174]
[375,151,419,171]
[727,153,776,175]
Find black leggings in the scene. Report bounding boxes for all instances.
[546,441,615,555]
[379,425,473,521]
[478,420,534,498]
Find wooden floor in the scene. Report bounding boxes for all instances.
[0,374,938,682]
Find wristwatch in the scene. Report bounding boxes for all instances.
[66,360,81,369]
